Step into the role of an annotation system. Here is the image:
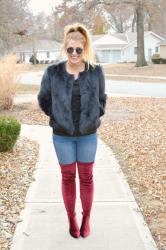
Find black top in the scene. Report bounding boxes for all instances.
[71,78,81,133]
[53,78,96,136]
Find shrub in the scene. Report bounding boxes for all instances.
[29,55,39,64]
[0,54,19,110]
[160,58,166,64]
[0,115,21,152]
[151,53,161,64]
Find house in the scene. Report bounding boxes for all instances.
[11,39,61,63]
[159,41,166,58]
[93,31,165,63]
[93,34,127,63]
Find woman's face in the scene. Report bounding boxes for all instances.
[65,39,84,65]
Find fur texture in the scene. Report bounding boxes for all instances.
[37,60,107,135]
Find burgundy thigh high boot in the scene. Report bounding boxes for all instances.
[59,161,80,238]
[77,161,94,238]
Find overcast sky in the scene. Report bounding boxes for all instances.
[28,0,62,14]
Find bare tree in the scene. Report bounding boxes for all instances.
[135,0,147,66]
[87,0,148,67]
[93,14,109,34]
[104,3,134,33]
[144,0,166,38]
[0,0,31,53]
[51,0,108,41]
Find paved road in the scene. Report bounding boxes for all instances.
[18,71,166,98]
[106,79,166,98]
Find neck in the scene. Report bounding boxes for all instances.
[66,60,84,69]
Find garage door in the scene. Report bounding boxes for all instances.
[111,50,121,63]
[96,50,121,63]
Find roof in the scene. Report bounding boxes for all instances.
[93,44,126,50]
[93,31,165,50]
[123,31,165,50]
[91,34,105,42]
[125,32,137,43]
[159,40,166,46]
[112,33,128,42]
[11,39,61,52]
[93,34,128,46]
[126,31,165,44]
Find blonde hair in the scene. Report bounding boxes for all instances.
[60,23,97,69]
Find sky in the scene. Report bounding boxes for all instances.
[28,0,62,15]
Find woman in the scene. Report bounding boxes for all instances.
[37,23,107,238]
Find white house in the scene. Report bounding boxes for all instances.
[93,31,165,63]
[11,39,61,63]
[159,40,166,58]
[93,34,127,63]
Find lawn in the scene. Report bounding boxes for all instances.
[103,63,166,83]
[16,84,40,94]
[103,63,166,77]
[17,62,166,77]
[0,136,39,250]
[16,62,166,84]
[98,97,166,250]
[16,63,47,73]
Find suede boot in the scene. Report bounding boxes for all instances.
[77,161,94,238]
[60,162,80,238]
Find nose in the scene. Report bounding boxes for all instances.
[72,49,77,56]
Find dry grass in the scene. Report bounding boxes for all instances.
[0,100,48,125]
[0,136,39,250]
[103,63,166,77]
[98,97,166,250]
[0,54,23,110]
[16,63,47,73]
[16,84,40,94]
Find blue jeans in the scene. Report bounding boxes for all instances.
[52,132,98,165]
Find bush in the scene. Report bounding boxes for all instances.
[0,115,21,152]
[29,55,39,64]
[0,54,19,110]
[160,58,166,64]
[151,53,161,64]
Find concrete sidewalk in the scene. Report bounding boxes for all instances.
[11,124,158,250]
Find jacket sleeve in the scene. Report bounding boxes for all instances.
[98,65,107,117]
[37,67,52,116]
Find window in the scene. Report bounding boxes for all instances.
[155,47,159,53]
[134,47,137,55]
[46,51,50,58]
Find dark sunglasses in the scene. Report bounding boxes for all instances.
[66,47,83,55]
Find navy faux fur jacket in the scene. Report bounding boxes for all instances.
[37,60,107,135]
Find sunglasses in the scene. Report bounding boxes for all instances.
[66,47,83,55]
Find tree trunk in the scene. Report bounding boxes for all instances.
[132,10,136,32]
[136,0,147,67]
[33,47,36,65]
